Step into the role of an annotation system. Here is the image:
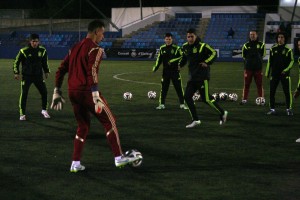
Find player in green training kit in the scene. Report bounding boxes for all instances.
[265,32,294,116]
[293,39,300,99]
[179,28,228,128]
[13,33,51,121]
[294,39,300,142]
[153,33,188,110]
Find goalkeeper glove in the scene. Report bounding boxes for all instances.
[92,91,104,114]
[51,87,66,111]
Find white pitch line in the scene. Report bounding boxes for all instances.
[113,72,160,85]
[113,71,244,91]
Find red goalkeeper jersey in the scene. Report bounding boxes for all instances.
[55,38,103,91]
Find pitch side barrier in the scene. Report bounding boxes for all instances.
[0,46,266,62]
[103,48,244,62]
[104,48,156,60]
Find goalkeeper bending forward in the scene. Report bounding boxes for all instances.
[51,20,140,172]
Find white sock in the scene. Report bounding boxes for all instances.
[115,156,122,160]
[72,161,80,166]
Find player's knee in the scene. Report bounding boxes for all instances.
[77,126,89,138]
[75,134,85,142]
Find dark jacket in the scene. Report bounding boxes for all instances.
[242,40,266,70]
[153,43,182,73]
[179,38,217,81]
[13,44,50,77]
[265,44,294,78]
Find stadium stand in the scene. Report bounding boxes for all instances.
[0,12,268,60]
[121,13,202,49]
[0,12,266,51]
[0,31,121,48]
[203,13,265,51]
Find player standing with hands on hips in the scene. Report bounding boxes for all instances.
[13,33,51,121]
[153,33,188,110]
[240,30,266,105]
[51,20,141,172]
[265,32,294,116]
[179,28,228,128]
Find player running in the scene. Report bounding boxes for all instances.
[179,28,228,128]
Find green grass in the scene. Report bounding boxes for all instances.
[1,59,300,200]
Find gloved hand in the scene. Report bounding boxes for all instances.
[51,87,66,111]
[92,91,104,114]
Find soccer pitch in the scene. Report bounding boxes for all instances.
[1,59,300,200]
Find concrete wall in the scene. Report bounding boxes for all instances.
[278,6,300,21]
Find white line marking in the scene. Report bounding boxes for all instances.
[113,72,160,85]
[113,71,244,91]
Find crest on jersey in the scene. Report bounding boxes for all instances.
[193,47,197,53]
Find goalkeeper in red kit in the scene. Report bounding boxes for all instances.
[51,20,140,172]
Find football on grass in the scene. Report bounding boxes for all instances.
[219,92,228,101]
[212,93,220,101]
[125,149,143,167]
[228,93,238,101]
[255,97,265,106]
[192,92,201,101]
[147,91,157,99]
[123,92,132,100]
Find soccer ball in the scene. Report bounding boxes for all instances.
[228,93,238,101]
[125,149,143,167]
[123,92,132,101]
[147,91,156,99]
[212,93,220,101]
[192,92,201,101]
[219,92,228,101]
[255,97,266,106]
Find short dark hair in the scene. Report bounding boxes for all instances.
[30,33,39,40]
[187,28,197,35]
[88,20,105,32]
[165,33,173,37]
